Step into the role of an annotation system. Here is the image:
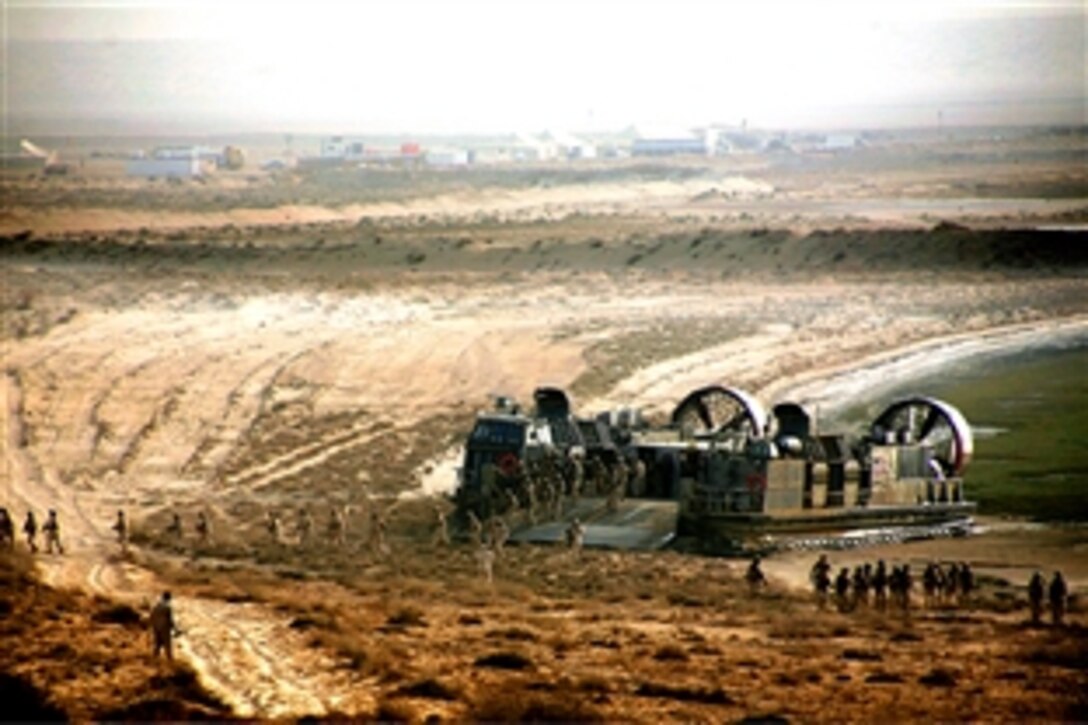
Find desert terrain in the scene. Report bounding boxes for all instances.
[2,127,1087,721]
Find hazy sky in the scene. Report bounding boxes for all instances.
[4,0,1085,134]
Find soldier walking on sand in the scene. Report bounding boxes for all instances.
[873,560,888,612]
[265,510,281,544]
[945,562,961,606]
[852,565,870,609]
[958,562,975,607]
[746,556,767,593]
[1048,571,1068,626]
[489,516,510,558]
[631,457,647,498]
[467,510,483,547]
[112,510,128,552]
[1028,571,1045,625]
[195,511,210,545]
[42,509,63,554]
[327,507,345,548]
[432,505,450,548]
[477,544,496,584]
[835,567,852,612]
[368,509,389,557]
[23,510,38,553]
[166,512,183,542]
[295,506,312,546]
[569,451,584,502]
[525,474,539,525]
[923,562,941,609]
[899,565,914,613]
[502,488,520,525]
[811,555,832,609]
[150,591,180,662]
[566,517,585,558]
[0,507,15,551]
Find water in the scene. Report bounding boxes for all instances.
[829,339,1088,521]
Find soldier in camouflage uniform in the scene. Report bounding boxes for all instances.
[23,511,38,553]
[112,510,128,553]
[195,511,210,545]
[42,509,63,555]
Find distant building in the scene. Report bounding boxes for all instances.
[631,136,710,157]
[511,134,559,162]
[126,146,218,177]
[425,149,470,167]
[823,133,860,150]
[320,136,366,160]
[549,131,598,160]
[127,156,204,178]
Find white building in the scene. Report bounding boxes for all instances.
[823,133,860,150]
[550,131,598,160]
[425,149,470,167]
[320,136,366,160]
[631,136,710,157]
[127,156,204,178]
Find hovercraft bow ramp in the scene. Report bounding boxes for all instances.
[510,497,678,550]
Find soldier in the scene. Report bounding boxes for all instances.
[0,507,14,550]
[811,555,832,609]
[566,517,585,558]
[569,451,584,502]
[852,565,870,609]
[1048,571,1068,626]
[23,510,38,553]
[149,591,180,661]
[899,565,914,613]
[327,507,345,548]
[265,510,280,544]
[835,567,852,612]
[432,505,450,548]
[609,459,628,510]
[195,511,210,545]
[480,461,499,520]
[476,544,496,584]
[945,562,961,605]
[525,474,539,525]
[112,510,128,552]
[872,560,888,612]
[295,507,312,546]
[42,509,63,555]
[502,488,520,524]
[958,562,975,607]
[467,510,484,547]
[745,556,767,593]
[550,477,565,520]
[489,516,510,558]
[631,457,647,498]
[368,509,389,557]
[165,512,183,542]
[923,562,941,609]
[1028,571,1045,625]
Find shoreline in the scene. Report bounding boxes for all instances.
[765,314,1088,419]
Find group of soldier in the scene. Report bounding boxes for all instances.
[462,505,587,583]
[148,503,394,556]
[481,449,647,527]
[808,554,1073,625]
[1028,571,1069,626]
[809,555,976,614]
[0,506,64,555]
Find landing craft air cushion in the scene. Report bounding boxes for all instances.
[453,385,975,552]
